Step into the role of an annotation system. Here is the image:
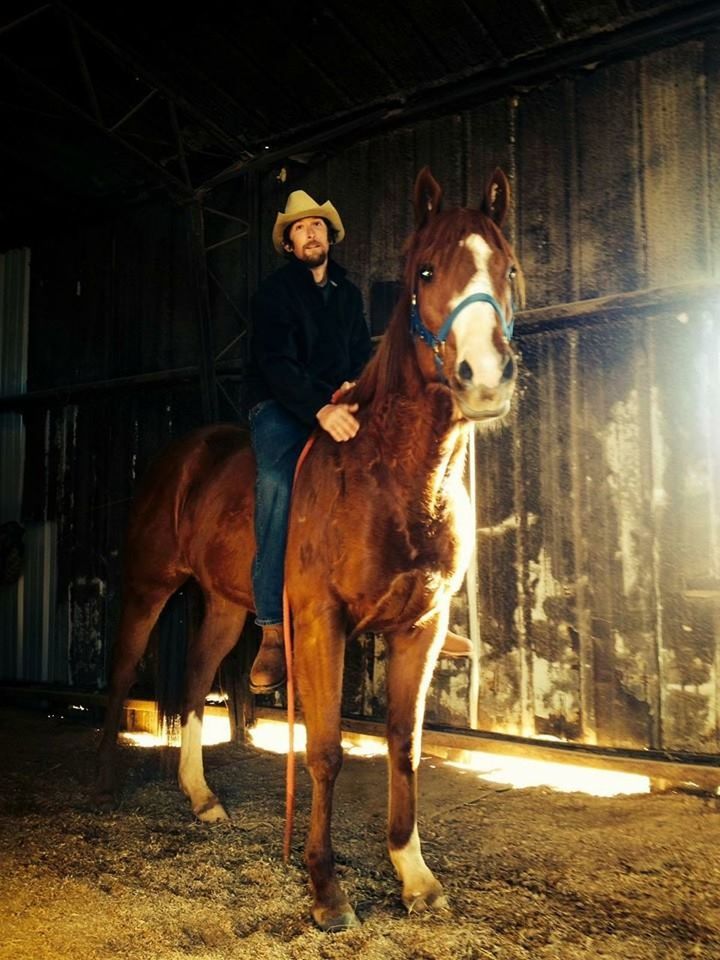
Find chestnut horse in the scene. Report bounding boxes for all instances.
[96,166,522,930]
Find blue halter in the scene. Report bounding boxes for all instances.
[409,291,514,381]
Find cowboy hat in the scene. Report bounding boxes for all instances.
[272,190,345,253]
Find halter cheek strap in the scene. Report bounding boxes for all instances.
[409,291,514,381]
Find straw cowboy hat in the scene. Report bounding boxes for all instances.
[272,190,345,253]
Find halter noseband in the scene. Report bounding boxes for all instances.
[410,291,514,381]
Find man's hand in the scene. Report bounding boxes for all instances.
[316,402,360,442]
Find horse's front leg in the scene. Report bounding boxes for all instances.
[386,610,450,913]
[294,605,359,932]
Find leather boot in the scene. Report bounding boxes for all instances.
[249,624,286,694]
[440,630,474,658]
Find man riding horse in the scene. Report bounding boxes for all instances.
[245,190,473,694]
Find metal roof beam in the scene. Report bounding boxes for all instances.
[63,7,104,125]
[57,3,252,158]
[0,4,51,38]
[0,52,193,201]
[200,0,720,192]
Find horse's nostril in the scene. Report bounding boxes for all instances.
[501,352,516,382]
[458,359,473,383]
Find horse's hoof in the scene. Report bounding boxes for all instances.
[194,798,229,823]
[92,789,117,811]
[312,905,361,932]
[404,886,449,914]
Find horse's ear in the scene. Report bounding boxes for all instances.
[481,168,511,227]
[413,167,443,229]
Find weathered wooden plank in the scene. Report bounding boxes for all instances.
[649,308,720,753]
[523,333,584,740]
[366,128,416,298]
[639,40,710,287]
[705,35,720,281]
[474,414,525,736]
[515,84,573,309]
[413,113,464,209]
[574,59,644,298]
[515,280,720,332]
[576,320,658,749]
[463,97,512,220]
[327,139,373,309]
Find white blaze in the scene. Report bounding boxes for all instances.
[450,234,505,390]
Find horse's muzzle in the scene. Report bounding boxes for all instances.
[451,349,516,421]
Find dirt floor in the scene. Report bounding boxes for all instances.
[1,706,719,960]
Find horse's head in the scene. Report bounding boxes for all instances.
[405,167,522,422]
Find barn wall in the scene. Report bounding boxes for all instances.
[3,189,252,689]
[0,248,30,677]
[255,34,720,754]
[3,31,719,757]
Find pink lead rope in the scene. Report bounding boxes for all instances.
[281,431,317,863]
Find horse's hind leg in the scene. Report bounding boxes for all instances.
[95,581,180,805]
[386,613,449,913]
[178,597,247,822]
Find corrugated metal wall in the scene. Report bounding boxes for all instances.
[255,35,720,754]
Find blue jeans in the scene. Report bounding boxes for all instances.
[249,400,312,626]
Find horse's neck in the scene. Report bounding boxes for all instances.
[368,384,469,514]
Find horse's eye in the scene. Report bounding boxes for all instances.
[419,264,434,283]
[508,265,517,281]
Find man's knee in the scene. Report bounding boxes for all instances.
[258,464,294,501]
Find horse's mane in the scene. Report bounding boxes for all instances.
[352,207,523,411]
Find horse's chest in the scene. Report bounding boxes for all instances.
[345,486,472,623]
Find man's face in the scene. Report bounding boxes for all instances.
[286,216,330,268]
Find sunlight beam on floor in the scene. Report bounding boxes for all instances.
[119,714,650,796]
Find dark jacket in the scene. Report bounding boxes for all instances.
[245,256,372,425]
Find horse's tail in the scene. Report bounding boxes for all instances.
[154,579,201,740]
[154,581,262,743]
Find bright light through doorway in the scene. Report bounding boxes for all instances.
[120,715,650,796]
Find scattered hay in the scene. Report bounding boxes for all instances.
[1,707,719,960]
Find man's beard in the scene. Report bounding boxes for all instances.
[300,245,328,268]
